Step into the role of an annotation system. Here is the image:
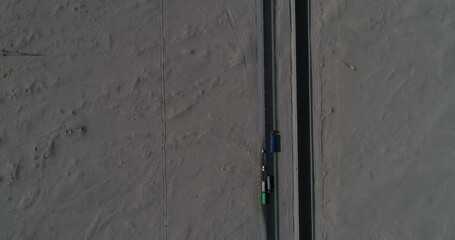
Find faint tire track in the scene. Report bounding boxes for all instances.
[160,0,168,239]
[225,8,247,70]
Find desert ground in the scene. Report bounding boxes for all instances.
[312,0,455,239]
[0,0,275,239]
[1,0,453,239]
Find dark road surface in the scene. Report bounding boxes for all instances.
[262,0,279,239]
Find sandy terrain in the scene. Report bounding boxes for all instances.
[0,0,268,239]
[312,0,455,239]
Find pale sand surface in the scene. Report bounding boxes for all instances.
[0,0,267,239]
[312,0,455,239]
